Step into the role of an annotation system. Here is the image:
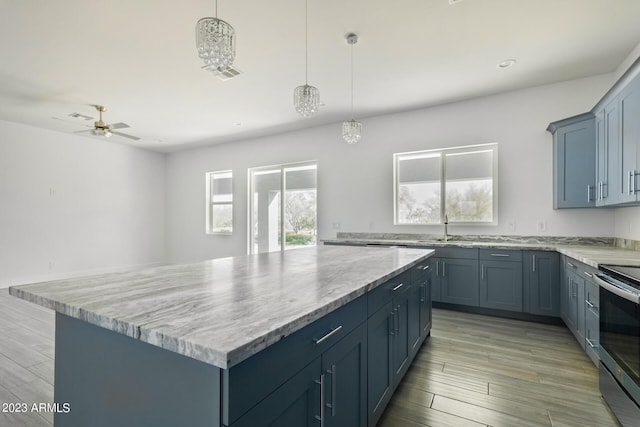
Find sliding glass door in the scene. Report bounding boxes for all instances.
[249,162,317,254]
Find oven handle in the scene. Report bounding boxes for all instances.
[594,274,640,304]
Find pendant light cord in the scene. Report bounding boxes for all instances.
[304,0,309,84]
[214,0,218,18]
[350,42,354,119]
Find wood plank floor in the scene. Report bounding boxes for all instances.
[0,290,620,426]
[378,308,620,427]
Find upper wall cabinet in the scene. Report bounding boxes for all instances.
[594,97,620,206]
[617,75,640,204]
[547,113,596,209]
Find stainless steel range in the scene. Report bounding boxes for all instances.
[595,265,640,426]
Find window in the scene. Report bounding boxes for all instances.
[249,161,317,254]
[206,170,233,234]
[394,143,498,225]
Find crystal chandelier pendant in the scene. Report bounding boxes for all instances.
[294,84,320,118]
[342,119,362,144]
[196,17,236,71]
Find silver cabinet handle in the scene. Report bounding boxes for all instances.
[481,264,485,281]
[442,261,446,277]
[584,271,593,278]
[629,171,634,195]
[315,373,325,426]
[314,326,343,345]
[567,262,576,268]
[392,283,404,291]
[394,306,400,334]
[586,338,599,349]
[532,255,536,272]
[419,284,425,303]
[326,364,336,417]
[490,253,510,257]
[587,184,593,202]
[435,261,439,277]
[422,265,430,270]
[389,311,395,336]
[585,300,598,310]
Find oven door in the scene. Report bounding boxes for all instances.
[597,274,640,406]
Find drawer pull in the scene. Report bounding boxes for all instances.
[392,283,404,291]
[490,253,510,257]
[586,338,599,349]
[422,265,430,270]
[567,262,576,268]
[584,272,594,278]
[314,326,343,345]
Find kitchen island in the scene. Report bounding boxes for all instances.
[9,245,434,427]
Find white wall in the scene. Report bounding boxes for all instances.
[0,120,166,288]
[166,74,618,264]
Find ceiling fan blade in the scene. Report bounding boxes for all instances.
[73,129,91,134]
[112,131,141,141]
[110,122,130,130]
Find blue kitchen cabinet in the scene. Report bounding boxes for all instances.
[231,322,367,427]
[367,269,423,427]
[595,97,620,206]
[547,113,596,208]
[523,251,560,317]
[562,259,586,351]
[479,249,523,312]
[618,76,640,203]
[435,248,480,307]
[409,263,432,358]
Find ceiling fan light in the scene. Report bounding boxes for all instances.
[91,128,112,138]
[196,17,236,71]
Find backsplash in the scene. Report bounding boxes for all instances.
[335,232,618,247]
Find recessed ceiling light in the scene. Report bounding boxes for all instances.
[498,59,517,69]
[232,121,242,126]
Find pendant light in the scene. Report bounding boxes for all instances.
[293,0,320,117]
[196,0,236,72]
[343,33,361,144]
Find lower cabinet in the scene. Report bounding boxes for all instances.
[434,248,479,306]
[524,251,560,317]
[231,323,367,427]
[479,250,523,311]
[560,255,601,365]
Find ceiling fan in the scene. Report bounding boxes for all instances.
[74,105,140,141]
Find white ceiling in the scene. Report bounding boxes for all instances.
[1,0,640,153]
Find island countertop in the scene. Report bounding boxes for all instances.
[9,245,433,369]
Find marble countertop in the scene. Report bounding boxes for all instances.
[9,246,433,369]
[323,234,640,269]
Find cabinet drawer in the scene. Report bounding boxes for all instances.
[223,295,366,425]
[411,262,431,285]
[479,249,522,262]
[585,282,599,315]
[435,247,478,259]
[368,270,411,316]
[585,307,599,365]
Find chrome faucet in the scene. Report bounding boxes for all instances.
[443,214,449,242]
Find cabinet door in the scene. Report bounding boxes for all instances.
[322,323,367,427]
[420,277,432,338]
[553,117,596,208]
[431,258,442,302]
[479,260,523,312]
[565,269,586,350]
[440,258,479,306]
[524,251,560,317]
[619,78,640,203]
[367,301,393,427]
[408,281,422,358]
[596,101,621,206]
[391,284,410,382]
[231,358,321,427]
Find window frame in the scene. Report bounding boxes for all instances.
[248,160,317,254]
[393,143,498,226]
[206,170,234,235]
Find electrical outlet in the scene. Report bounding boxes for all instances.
[536,220,547,233]
[332,222,341,230]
